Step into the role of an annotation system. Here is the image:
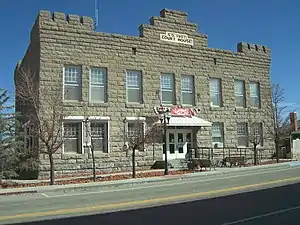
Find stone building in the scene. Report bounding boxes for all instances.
[14,8,274,176]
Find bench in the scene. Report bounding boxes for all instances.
[187,158,215,171]
[222,156,246,167]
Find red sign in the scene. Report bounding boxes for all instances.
[170,107,195,117]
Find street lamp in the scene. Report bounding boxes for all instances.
[159,108,171,175]
[83,117,89,147]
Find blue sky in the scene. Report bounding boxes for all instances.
[0,0,299,114]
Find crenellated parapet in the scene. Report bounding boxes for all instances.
[237,42,271,57]
[38,10,94,30]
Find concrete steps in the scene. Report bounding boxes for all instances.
[169,159,188,169]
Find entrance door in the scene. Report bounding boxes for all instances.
[164,130,193,160]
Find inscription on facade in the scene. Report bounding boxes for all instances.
[160,32,194,46]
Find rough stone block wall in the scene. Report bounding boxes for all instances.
[16,8,274,177]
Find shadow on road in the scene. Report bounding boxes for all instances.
[9,183,300,225]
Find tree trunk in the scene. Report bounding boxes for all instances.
[91,146,96,182]
[253,145,258,165]
[132,148,136,178]
[275,140,279,163]
[49,153,55,185]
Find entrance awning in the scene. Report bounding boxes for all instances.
[155,116,212,127]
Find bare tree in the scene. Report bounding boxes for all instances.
[82,116,97,182]
[16,68,64,185]
[248,121,263,165]
[269,83,289,163]
[122,118,162,178]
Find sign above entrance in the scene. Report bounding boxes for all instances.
[170,107,196,117]
[160,32,194,46]
[153,105,198,117]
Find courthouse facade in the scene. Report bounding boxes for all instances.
[14,8,274,175]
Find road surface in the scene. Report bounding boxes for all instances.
[0,164,300,224]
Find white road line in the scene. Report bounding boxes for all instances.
[221,205,300,224]
[43,167,299,198]
[40,193,49,198]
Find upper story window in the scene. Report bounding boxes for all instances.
[126,70,143,104]
[63,66,82,101]
[235,80,246,108]
[210,78,222,107]
[181,75,195,105]
[89,67,107,103]
[161,73,175,105]
[249,81,260,108]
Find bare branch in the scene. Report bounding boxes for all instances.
[15,67,64,184]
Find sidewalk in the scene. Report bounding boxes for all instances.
[0,160,297,196]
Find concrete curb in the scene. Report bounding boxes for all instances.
[0,161,296,196]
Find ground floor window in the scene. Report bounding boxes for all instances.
[212,122,224,148]
[90,121,109,153]
[237,122,248,147]
[63,122,82,153]
[127,120,145,151]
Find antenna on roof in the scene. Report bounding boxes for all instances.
[94,0,99,30]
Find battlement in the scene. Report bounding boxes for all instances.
[160,9,188,21]
[38,10,94,30]
[237,42,271,56]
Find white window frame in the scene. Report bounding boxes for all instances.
[126,70,143,104]
[160,73,175,105]
[235,80,246,108]
[249,81,260,108]
[212,122,224,148]
[237,122,248,147]
[89,67,107,103]
[125,117,146,151]
[210,78,222,107]
[181,75,195,106]
[63,66,82,101]
[62,117,84,154]
[86,116,110,153]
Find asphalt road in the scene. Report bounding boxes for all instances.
[1,164,300,225]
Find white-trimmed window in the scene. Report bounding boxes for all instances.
[252,122,263,147]
[212,122,224,148]
[125,117,146,151]
[210,78,222,107]
[63,66,82,101]
[249,81,260,108]
[126,70,143,104]
[63,122,82,153]
[89,67,107,103]
[90,121,109,153]
[235,80,246,108]
[161,73,175,105]
[237,122,248,147]
[181,75,195,105]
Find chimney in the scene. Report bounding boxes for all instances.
[290,112,298,132]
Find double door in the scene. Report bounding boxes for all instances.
[164,130,193,160]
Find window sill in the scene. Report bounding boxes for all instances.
[88,152,109,158]
[235,107,247,112]
[210,106,223,111]
[125,103,144,109]
[248,107,260,111]
[160,104,175,107]
[88,102,109,107]
[61,153,85,159]
[63,101,84,107]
